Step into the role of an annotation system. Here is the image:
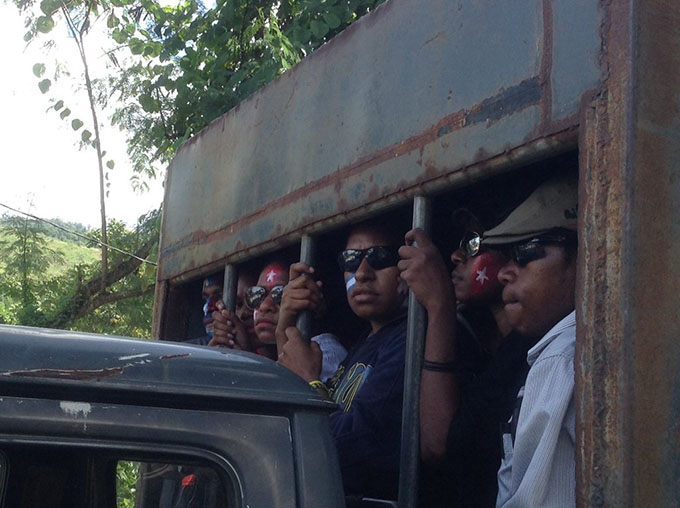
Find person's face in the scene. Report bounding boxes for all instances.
[236,272,257,340]
[344,228,405,331]
[497,244,576,338]
[202,283,221,301]
[450,247,505,304]
[252,263,289,344]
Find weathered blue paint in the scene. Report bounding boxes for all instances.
[158,0,601,282]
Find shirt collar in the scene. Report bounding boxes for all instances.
[526,310,576,366]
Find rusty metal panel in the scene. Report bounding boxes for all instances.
[577,0,680,506]
[628,0,680,505]
[159,0,602,281]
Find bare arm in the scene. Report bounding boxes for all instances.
[398,228,459,463]
[278,327,331,399]
[274,262,324,354]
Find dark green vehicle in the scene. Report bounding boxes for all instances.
[0,325,343,507]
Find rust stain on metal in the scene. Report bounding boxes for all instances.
[162,78,544,258]
[422,31,446,48]
[576,1,633,507]
[163,128,578,284]
[160,353,191,361]
[3,367,124,380]
[627,1,680,506]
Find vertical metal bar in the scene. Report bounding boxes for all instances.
[151,279,168,340]
[398,196,431,508]
[296,234,316,342]
[223,264,238,313]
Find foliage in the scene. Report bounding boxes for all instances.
[0,214,94,245]
[16,0,386,179]
[10,0,387,335]
[0,211,159,337]
[0,215,65,310]
[116,460,140,508]
[109,0,387,174]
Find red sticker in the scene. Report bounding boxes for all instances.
[262,263,286,284]
[470,252,504,297]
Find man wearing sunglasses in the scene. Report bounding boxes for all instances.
[481,173,578,508]
[213,261,346,378]
[277,220,408,501]
[400,208,538,508]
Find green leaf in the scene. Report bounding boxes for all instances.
[38,78,51,94]
[310,19,329,39]
[71,119,84,130]
[39,0,58,15]
[129,38,144,55]
[60,108,71,120]
[138,94,156,112]
[32,63,46,78]
[106,160,115,169]
[53,100,64,111]
[107,14,119,29]
[23,31,33,42]
[36,16,55,34]
[81,130,92,142]
[323,12,341,29]
[112,28,128,44]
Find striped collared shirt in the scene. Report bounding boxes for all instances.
[496,311,576,507]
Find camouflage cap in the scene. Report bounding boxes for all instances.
[482,173,578,245]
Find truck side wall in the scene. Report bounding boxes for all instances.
[158,0,601,282]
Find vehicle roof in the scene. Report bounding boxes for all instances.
[0,325,335,413]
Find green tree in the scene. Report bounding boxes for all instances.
[0,210,158,336]
[20,0,125,292]
[0,215,64,315]
[109,0,387,174]
[11,0,386,335]
[45,209,160,334]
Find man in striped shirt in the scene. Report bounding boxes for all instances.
[482,173,579,507]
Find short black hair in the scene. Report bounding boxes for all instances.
[342,208,411,248]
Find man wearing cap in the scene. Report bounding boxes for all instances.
[482,173,578,507]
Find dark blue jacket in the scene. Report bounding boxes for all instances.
[327,316,407,500]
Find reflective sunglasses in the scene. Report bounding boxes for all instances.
[337,246,400,273]
[504,232,576,267]
[244,285,285,309]
[459,231,482,258]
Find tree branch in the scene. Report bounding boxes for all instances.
[47,236,157,329]
[85,286,155,314]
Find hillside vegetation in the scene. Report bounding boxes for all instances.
[0,214,156,338]
[0,230,99,278]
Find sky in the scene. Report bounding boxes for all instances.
[0,3,165,229]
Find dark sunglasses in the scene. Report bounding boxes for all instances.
[337,246,400,273]
[459,231,482,258]
[244,285,285,309]
[504,232,576,267]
